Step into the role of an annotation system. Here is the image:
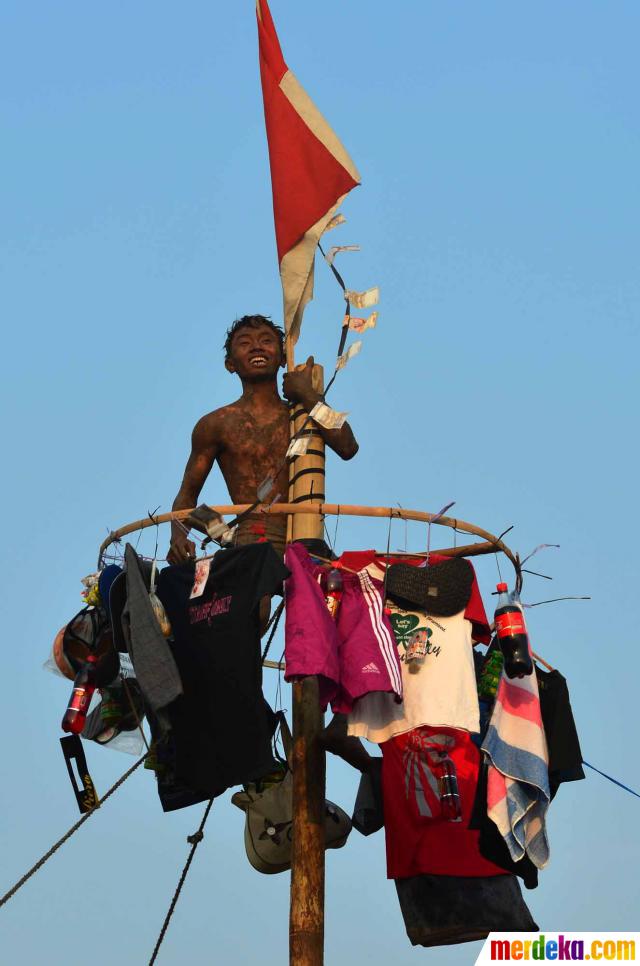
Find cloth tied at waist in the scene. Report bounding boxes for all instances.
[235,514,287,558]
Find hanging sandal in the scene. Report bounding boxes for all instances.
[385,558,474,616]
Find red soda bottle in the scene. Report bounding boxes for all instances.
[61,654,98,734]
[437,752,462,821]
[323,568,343,620]
[494,583,533,679]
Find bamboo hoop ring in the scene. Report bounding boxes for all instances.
[98,502,520,578]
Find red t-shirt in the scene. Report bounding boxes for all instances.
[381,726,506,879]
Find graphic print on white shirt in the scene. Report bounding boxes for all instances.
[347,593,481,743]
[387,610,443,662]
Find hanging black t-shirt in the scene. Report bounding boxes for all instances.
[156,543,289,798]
[470,761,539,889]
[536,667,585,799]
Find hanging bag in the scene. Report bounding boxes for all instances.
[231,713,351,874]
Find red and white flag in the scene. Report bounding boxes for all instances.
[256,0,360,344]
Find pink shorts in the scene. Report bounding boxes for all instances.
[284,543,403,714]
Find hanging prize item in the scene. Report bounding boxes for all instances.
[404,730,462,822]
[494,583,533,679]
[59,606,119,686]
[478,645,504,699]
[436,751,462,821]
[52,625,75,681]
[80,572,102,607]
[61,654,98,734]
[323,568,343,619]
[149,593,172,637]
[149,559,172,637]
[405,630,429,667]
[60,735,99,814]
[188,504,235,546]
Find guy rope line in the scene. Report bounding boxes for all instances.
[148,798,214,965]
[121,673,150,752]
[0,754,146,909]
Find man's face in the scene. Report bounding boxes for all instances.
[225,324,284,382]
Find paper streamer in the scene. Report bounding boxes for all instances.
[345,286,379,309]
[520,543,561,566]
[257,475,276,502]
[345,311,378,333]
[323,213,346,233]
[309,401,348,430]
[336,340,362,371]
[206,520,233,541]
[286,436,311,458]
[325,244,360,266]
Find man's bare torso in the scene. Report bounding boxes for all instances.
[168,321,357,565]
[206,397,291,506]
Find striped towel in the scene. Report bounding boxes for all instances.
[481,629,550,869]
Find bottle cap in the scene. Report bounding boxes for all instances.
[496,582,508,592]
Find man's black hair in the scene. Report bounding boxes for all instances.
[224,315,285,360]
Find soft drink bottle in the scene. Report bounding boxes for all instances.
[61,654,98,734]
[494,583,533,679]
[437,752,462,821]
[323,568,343,619]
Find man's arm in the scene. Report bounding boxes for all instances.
[167,415,220,564]
[282,356,359,461]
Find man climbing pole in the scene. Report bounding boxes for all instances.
[167,312,372,776]
[167,313,358,564]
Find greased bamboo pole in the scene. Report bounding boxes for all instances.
[285,340,326,966]
[287,364,326,541]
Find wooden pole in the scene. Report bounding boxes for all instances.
[286,338,326,966]
[287,363,326,542]
[289,675,326,965]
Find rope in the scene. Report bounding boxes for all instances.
[261,599,285,664]
[121,674,150,752]
[316,239,351,397]
[0,754,146,910]
[583,761,640,800]
[381,509,393,603]
[148,798,214,965]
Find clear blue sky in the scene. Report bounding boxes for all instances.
[1,2,639,962]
